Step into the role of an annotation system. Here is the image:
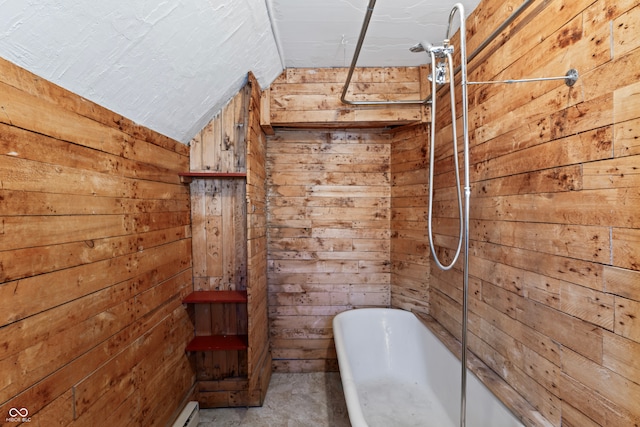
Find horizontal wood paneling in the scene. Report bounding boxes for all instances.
[267,130,391,372]
[266,68,425,128]
[390,124,430,312]
[0,57,193,425]
[429,0,640,425]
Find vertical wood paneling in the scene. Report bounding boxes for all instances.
[428,0,640,425]
[0,57,193,425]
[267,129,391,372]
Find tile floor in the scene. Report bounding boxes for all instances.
[197,372,351,427]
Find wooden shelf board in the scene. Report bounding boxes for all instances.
[183,290,248,304]
[186,335,248,352]
[179,172,246,183]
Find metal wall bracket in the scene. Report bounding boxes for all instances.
[565,68,579,86]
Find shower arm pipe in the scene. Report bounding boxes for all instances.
[340,0,536,106]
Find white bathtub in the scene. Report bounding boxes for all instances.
[333,308,525,427]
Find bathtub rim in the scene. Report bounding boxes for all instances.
[333,307,554,427]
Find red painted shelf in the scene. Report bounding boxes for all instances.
[186,335,248,352]
[183,291,249,353]
[183,290,247,304]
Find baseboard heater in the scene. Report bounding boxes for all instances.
[172,401,199,427]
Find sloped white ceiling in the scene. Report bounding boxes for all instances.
[0,0,481,143]
[269,0,481,68]
[0,0,283,143]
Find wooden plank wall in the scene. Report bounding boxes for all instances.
[428,0,640,425]
[0,57,194,425]
[188,73,271,406]
[245,74,272,401]
[265,67,424,128]
[390,124,431,312]
[267,130,391,371]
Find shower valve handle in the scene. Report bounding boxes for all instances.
[428,44,454,58]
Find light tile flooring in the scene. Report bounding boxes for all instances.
[198,372,351,427]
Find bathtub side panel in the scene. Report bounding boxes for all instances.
[333,310,370,427]
[334,309,525,427]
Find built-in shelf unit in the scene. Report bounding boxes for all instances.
[182,73,270,408]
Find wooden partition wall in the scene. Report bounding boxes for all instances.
[0,57,193,425]
[426,0,640,425]
[187,73,270,407]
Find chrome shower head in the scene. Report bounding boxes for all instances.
[409,41,433,53]
[409,42,425,53]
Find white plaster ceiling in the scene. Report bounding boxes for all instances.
[269,0,482,68]
[0,0,480,144]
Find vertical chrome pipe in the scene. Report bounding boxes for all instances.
[426,5,470,426]
[450,0,535,76]
[446,4,470,427]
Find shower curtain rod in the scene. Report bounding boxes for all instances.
[340,0,536,106]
